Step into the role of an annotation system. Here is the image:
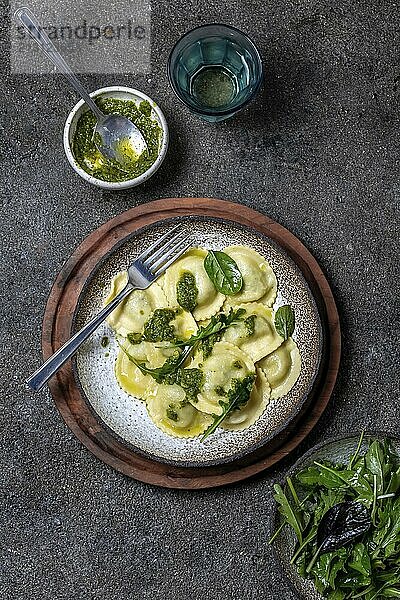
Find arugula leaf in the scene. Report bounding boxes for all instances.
[273,483,304,544]
[118,341,191,384]
[201,374,255,441]
[274,305,295,340]
[121,309,246,388]
[349,431,365,470]
[171,308,246,349]
[204,250,243,295]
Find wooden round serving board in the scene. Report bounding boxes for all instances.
[42,198,341,489]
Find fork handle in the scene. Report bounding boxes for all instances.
[26,283,134,392]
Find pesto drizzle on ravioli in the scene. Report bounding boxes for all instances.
[127,308,178,344]
[166,405,179,421]
[244,314,256,337]
[176,271,198,312]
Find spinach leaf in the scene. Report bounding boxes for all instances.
[204,250,243,295]
[348,542,372,581]
[380,497,400,558]
[274,305,295,340]
[365,440,386,495]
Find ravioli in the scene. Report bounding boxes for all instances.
[258,337,301,399]
[221,368,270,431]
[221,303,283,362]
[105,241,302,442]
[191,341,255,415]
[145,383,212,438]
[115,347,153,400]
[105,271,167,336]
[163,248,225,320]
[223,246,277,306]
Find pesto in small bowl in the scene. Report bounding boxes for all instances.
[72,97,163,183]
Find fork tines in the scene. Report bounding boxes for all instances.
[139,226,192,277]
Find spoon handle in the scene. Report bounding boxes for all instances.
[14,7,104,121]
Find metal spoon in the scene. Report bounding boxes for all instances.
[14,7,148,165]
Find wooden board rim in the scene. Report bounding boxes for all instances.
[42,197,341,489]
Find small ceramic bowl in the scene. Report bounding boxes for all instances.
[63,86,169,190]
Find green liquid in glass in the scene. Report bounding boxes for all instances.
[191,66,237,109]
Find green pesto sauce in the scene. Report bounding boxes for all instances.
[158,364,203,404]
[215,385,227,397]
[176,271,198,312]
[142,308,176,342]
[244,315,256,337]
[100,335,109,348]
[73,98,162,182]
[200,332,220,360]
[178,368,203,404]
[228,374,256,409]
[166,405,179,422]
[164,368,202,420]
[127,308,177,345]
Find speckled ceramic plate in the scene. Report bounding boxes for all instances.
[72,216,323,467]
[271,433,400,600]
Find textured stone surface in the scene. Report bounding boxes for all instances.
[1,0,399,598]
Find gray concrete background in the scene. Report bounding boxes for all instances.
[1,1,399,598]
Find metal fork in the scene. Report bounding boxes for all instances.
[26,226,191,392]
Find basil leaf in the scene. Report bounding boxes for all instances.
[204,250,243,295]
[275,305,295,340]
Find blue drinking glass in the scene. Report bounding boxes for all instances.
[167,24,263,122]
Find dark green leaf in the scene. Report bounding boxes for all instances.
[380,497,400,556]
[327,590,346,600]
[387,466,400,495]
[328,548,350,588]
[204,250,243,295]
[312,552,335,592]
[365,440,386,495]
[171,308,246,350]
[274,305,295,340]
[317,501,371,554]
